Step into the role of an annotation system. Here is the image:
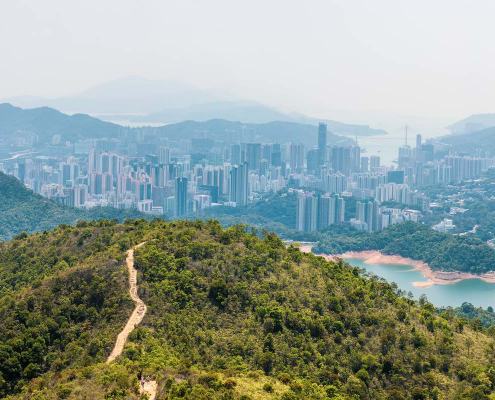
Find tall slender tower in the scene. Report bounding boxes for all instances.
[174,177,188,217]
[229,162,249,206]
[318,122,327,167]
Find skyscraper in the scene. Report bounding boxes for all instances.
[246,143,262,172]
[303,195,318,232]
[290,143,305,170]
[230,144,242,166]
[229,162,249,206]
[398,145,412,169]
[306,149,319,173]
[297,192,345,232]
[387,170,405,184]
[159,147,170,164]
[361,156,369,173]
[331,146,351,175]
[356,201,366,224]
[296,194,306,231]
[318,122,327,167]
[317,195,345,229]
[370,156,380,170]
[351,146,361,172]
[324,172,347,194]
[416,134,422,148]
[174,177,188,217]
[356,199,381,232]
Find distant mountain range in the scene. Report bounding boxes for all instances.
[3,76,387,136]
[149,119,354,146]
[0,103,120,143]
[0,103,353,146]
[447,113,495,135]
[436,125,495,154]
[103,100,387,136]
[425,113,495,155]
[3,76,227,114]
[0,172,143,241]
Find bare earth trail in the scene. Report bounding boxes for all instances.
[106,242,158,400]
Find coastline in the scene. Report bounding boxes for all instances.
[299,246,495,287]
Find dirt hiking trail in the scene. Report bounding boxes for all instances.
[141,380,158,400]
[106,242,158,399]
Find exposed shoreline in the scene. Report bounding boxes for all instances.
[299,245,495,287]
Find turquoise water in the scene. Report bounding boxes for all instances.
[345,258,495,309]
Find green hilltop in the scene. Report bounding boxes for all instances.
[1,219,495,399]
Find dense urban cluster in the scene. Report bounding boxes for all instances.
[2,121,495,238]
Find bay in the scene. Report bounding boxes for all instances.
[346,258,495,309]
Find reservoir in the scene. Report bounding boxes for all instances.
[346,258,495,309]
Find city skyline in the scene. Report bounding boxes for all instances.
[3,118,492,238]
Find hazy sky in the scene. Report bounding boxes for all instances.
[1,0,495,119]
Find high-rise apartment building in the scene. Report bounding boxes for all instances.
[159,147,170,164]
[370,155,380,170]
[174,177,188,217]
[317,122,327,167]
[290,143,305,170]
[229,162,249,206]
[306,149,319,173]
[361,156,369,173]
[296,192,345,232]
[246,143,262,172]
[355,199,381,232]
[331,146,351,175]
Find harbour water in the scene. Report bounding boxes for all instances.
[346,258,495,309]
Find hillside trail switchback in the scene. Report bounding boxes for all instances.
[106,242,158,399]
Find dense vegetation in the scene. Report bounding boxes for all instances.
[0,172,144,241]
[438,303,495,329]
[3,219,495,399]
[0,220,138,397]
[315,221,495,273]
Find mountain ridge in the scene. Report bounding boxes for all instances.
[2,76,229,114]
[2,76,387,136]
[0,104,354,146]
[435,125,495,154]
[447,113,495,135]
[0,103,120,143]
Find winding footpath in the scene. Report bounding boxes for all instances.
[106,242,158,400]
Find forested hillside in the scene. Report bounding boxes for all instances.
[315,221,495,273]
[0,172,143,241]
[2,219,495,399]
